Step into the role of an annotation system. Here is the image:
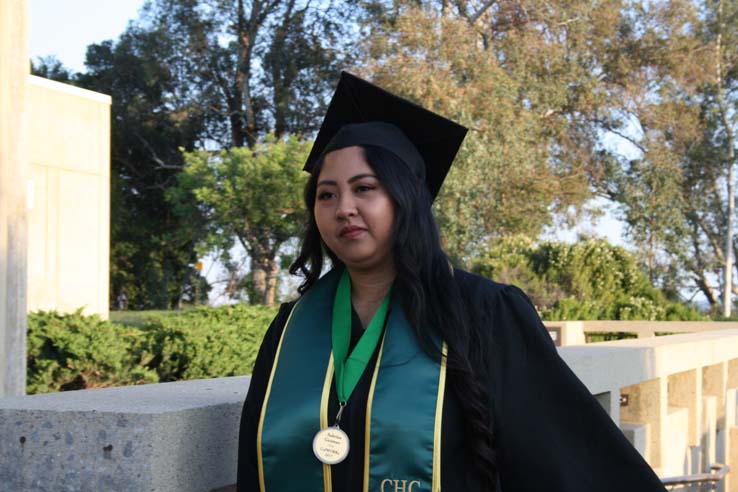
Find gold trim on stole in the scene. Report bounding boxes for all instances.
[320,354,336,492]
[362,334,388,492]
[432,343,448,492]
[257,303,299,492]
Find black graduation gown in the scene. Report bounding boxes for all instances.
[237,269,667,491]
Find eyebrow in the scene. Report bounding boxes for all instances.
[317,173,377,187]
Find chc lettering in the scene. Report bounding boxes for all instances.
[380,479,421,492]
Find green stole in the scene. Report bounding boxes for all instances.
[257,268,447,492]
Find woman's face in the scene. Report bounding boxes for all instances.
[314,146,395,273]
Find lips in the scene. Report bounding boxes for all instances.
[339,225,366,239]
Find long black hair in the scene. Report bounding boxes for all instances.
[289,145,497,488]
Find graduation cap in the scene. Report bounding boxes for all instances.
[304,71,468,199]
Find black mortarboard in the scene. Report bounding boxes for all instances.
[304,71,468,199]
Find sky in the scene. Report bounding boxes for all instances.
[29,0,147,73]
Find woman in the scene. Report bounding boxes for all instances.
[237,72,667,492]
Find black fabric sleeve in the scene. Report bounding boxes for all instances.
[237,302,295,492]
[489,286,667,491]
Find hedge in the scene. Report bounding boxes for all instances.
[137,304,278,382]
[27,304,279,394]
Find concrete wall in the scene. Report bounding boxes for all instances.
[25,75,111,318]
[3,0,111,396]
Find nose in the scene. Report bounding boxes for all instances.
[336,193,357,219]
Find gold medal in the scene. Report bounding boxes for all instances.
[312,426,350,465]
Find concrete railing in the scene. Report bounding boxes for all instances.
[544,320,738,346]
[1,328,738,491]
[558,328,738,491]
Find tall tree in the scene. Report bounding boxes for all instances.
[595,0,738,310]
[138,0,350,147]
[709,0,738,315]
[356,0,626,260]
[74,29,210,309]
[30,56,74,83]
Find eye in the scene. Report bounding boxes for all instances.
[317,190,335,201]
[355,184,376,193]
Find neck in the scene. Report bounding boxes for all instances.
[346,263,396,328]
[347,264,395,302]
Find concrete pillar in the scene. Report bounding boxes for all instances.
[559,321,585,346]
[704,362,728,431]
[729,428,738,492]
[724,388,737,492]
[728,358,738,390]
[620,377,666,470]
[0,0,29,397]
[668,368,701,446]
[594,388,620,425]
[702,396,717,472]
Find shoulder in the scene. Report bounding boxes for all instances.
[451,267,546,336]
[452,267,508,297]
[451,267,530,310]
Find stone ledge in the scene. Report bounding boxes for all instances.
[0,376,251,492]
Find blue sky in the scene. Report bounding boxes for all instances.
[30,0,146,73]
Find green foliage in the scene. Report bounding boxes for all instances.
[357,0,738,309]
[473,237,705,320]
[169,135,309,304]
[32,0,738,314]
[109,309,184,328]
[359,4,607,260]
[27,310,159,394]
[75,30,209,310]
[591,0,738,309]
[137,304,278,381]
[31,56,74,83]
[27,305,280,394]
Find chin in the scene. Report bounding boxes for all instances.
[337,256,374,270]
[330,247,373,266]
[339,254,394,273]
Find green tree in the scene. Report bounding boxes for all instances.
[75,31,209,309]
[704,0,738,315]
[30,56,74,83]
[354,0,630,261]
[137,0,349,147]
[595,0,738,312]
[168,135,309,305]
[473,237,704,320]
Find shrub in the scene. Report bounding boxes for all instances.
[27,304,280,394]
[473,237,705,321]
[27,310,159,394]
[138,304,278,381]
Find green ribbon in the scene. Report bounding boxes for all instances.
[332,269,392,406]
